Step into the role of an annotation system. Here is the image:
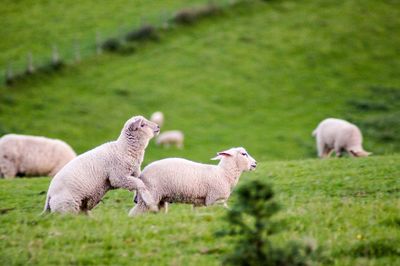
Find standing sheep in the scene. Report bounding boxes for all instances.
[156,130,184,149]
[0,134,76,178]
[312,118,371,158]
[129,147,257,216]
[42,115,159,215]
[150,111,164,128]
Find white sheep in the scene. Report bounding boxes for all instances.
[0,134,76,179]
[42,115,160,215]
[312,118,371,158]
[129,147,257,216]
[150,111,164,128]
[156,130,184,149]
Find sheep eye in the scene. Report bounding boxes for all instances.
[141,124,145,127]
[241,152,247,156]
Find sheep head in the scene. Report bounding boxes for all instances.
[121,116,160,144]
[211,147,257,172]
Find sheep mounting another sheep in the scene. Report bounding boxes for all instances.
[312,118,371,158]
[0,134,76,178]
[129,147,257,216]
[42,115,160,215]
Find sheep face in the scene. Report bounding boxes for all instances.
[123,116,160,141]
[213,147,257,172]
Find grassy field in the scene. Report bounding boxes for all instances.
[0,155,399,265]
[1,0,400,265]
[0,0,211,71]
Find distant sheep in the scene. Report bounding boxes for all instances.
[42,116,159,215]
[129,147,257,216]
[156,130,184,149]
[150,111,164,128]
[312,118,371,158]
[0,134,76,178]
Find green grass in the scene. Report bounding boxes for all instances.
[0,0,211,71]
[0,155,399,265]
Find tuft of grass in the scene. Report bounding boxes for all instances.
[348,239,400,258]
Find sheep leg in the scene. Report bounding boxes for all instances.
[214,198,229,209]
[109,175,145,191]
[317,139,332,158]
[0,161,17,179]
[205,194,225,207]
[334,145,343,158]
[159,201,168,214]
[128,202,150,217]
[49,195,80,214]
[321,147,333,158]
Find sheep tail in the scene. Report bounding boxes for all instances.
[40,194,51,215]
[132,178,158,212]
[312,128,318,137]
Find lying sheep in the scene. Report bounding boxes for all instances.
[42,116,159,215]
[312,118,371,158]
[129,147,257,216]
[150,111,164,128]
[0,134,76,178]
[156,130,184,149]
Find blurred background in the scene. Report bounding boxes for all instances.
[1,0,399,163]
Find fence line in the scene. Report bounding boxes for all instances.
[1,0,253,86]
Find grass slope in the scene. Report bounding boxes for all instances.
[0,155,399,265]
[1,0,399,164]
[0,0,211,71]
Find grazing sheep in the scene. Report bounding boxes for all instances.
[156,130,184,149]
[129,147,257,216]
[312,118,371,158]
[0,134,76,179]
[150,111,164,128]
[42,116,159,215]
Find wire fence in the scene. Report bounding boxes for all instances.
[1,0,249,87]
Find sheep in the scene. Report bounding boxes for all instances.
[150,111,164,128]
[0,134,76,179]
[42,115,160,215]
[312,118,372,158]
[156,130,184,149]
[129,147,257,216]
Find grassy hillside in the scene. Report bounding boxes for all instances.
[0,0,211,71]
[0,155,399,265]
[1,0,399,164]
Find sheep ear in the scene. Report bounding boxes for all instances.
[211,151,233,160]
[218,151,233,157]
[129,118,142,132]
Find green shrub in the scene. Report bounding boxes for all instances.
[101,38,122,52]
[172,4,221,25]
[125,25,158,42]
[218,180,326,266]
